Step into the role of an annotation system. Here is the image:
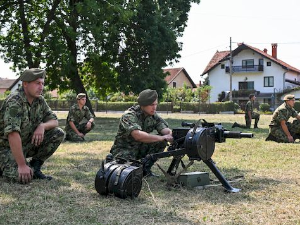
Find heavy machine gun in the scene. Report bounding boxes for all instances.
[95,119,253,198]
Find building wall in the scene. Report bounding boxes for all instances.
[168,71,194,88]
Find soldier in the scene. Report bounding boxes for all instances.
[110,89,173,177]
[232,94,260,129]
[266,94,300,143]
[65,93,95,142]
[0,68,65,184]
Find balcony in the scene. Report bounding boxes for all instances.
[226,65,264,73]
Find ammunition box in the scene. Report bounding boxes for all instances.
[178,172,210,188]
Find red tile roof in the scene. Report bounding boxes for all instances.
[201,43,300,75]
[201,51,230,75]
[0,79,17,89]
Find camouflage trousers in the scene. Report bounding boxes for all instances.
[235,112,260,128]
[269,120,300,143]
[0,127,65,181]
[110,141,167,161]
[65,122,95,142]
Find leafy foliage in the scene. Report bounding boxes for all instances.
[0,0,200,101]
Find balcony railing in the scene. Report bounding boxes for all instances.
[226,65,264,73]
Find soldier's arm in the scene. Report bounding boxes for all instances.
[280,120,294,142]
[32,119,58,146]
[131,130,173,143]
[8,131,33,183]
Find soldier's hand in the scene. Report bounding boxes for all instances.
[163,134,173,143]
[77,132,85,137]
[18,165,33,184]
[32,124,45,146]
[288,135,294,143]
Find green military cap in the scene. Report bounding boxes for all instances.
[20,68,46,82]
[137,89,158,106]
[283,94,295,101]
[76,93,86,100]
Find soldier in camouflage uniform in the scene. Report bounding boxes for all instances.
[65,93,95,142]
[232,94,260,129]
[266,94,300,143]
[110,89,173,177]
[0,68,65,184]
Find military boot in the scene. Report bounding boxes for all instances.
[142,158,159,177]
[29,159,52,180]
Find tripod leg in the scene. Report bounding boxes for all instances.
[167,156,184,175]
[203,159,240,193]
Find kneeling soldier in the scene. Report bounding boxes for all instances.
[65,93,95,142]
[266,94,300,143]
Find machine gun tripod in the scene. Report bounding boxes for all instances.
[143,119,253,193]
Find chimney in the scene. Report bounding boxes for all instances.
[271,43,277,59]
[263,48,268,54]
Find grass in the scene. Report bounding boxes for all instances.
[1,112,300,225]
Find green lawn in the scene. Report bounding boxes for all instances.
[1,112,300,225]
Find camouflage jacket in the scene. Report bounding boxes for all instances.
[110,105,169,152]
[244,100,253,118]
[0,87,57,149]
[65,104,94,132]
[269,102,298,127]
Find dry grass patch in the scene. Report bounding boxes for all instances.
[1,112,300,225]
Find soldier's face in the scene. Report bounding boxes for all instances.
[141,99,158,116]
[286,99,295,107]
[23,78,44,99]
[78,97,86,106]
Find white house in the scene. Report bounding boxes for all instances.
[201,43,300,108]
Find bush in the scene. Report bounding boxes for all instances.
[259,103,271,112]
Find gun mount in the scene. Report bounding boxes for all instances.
[95,119,253,198]
[147,119,253,193]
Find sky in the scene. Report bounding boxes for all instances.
[1,0,300,82]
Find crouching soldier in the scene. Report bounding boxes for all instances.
[0,68,65,184]
[110,89,173,177]
[65,93,95,142]
[266,94,300,143]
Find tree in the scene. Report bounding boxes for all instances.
[0,0,200,111]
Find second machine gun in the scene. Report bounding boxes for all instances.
[144,119,253,193]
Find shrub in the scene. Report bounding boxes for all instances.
[259,103,271,112]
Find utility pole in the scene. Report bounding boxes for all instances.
[229,37,233,102]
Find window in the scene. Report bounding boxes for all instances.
[242,59,254,68]
[172,82,176,88]
[264,76,274,87]
[239,81,254,90]
[221,64,225,69]
[267,62,271,66]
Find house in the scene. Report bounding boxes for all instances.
[0,78,21,94]
[164,67,197,89]
[201,43,300,108]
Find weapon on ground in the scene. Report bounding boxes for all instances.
[95,119,253,198]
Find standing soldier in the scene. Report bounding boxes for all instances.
[65,93,95,142]
[0,68,65,184]
[110,89,173,177]
[232,94,260,129]
[266,94,300,143]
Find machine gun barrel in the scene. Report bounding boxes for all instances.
[224,131,253,139]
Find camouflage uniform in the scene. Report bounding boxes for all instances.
[65,104,95,141]
[267,102,300,142]
[0,87,65,181]
[233,100,260,128]
[110,105,169,160]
